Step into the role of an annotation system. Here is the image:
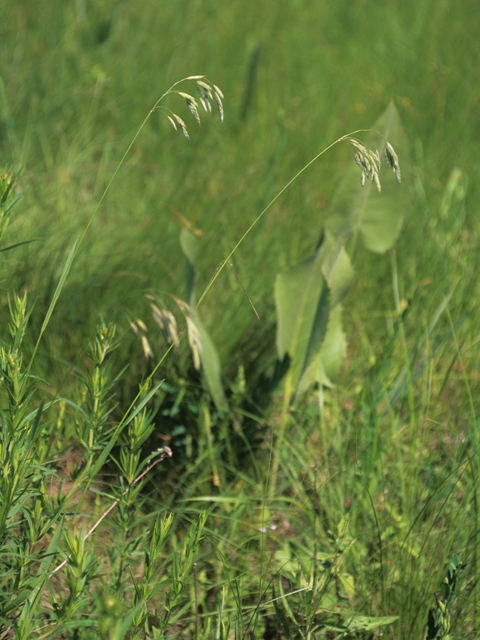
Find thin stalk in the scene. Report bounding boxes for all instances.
[194,563,199,639]
[26,76,202,377]
[192,130,377,311]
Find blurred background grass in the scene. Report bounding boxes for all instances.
[2,0,479,375]
[2,0,479,479]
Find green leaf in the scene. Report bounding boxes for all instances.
[297,304,347,393]
[272,586,293,640]
[179,229,227,409]
[84,380,164,486]
[0,239,38,253]
[26,401,44,449]
[326,101,408,253]
[14,517,64,621]
[327,613,399,635]
[276,243,329,388]
[180,228,198,305]
[345,614,399,633]
[122,381,164,429]
[40,238,78,334]
[195,315,227,410]
[275,232,353,396]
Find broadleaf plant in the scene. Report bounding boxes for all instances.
[275,230,354,397]
[270,101,405,493]
[275,101,406,403]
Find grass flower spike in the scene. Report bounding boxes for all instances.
[159,76,224,139]
[349,137,401,192]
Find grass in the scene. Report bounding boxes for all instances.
[1,0,480,638]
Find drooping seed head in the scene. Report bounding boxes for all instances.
[141,335,153,359]
[151,304,179,349]
[178,92,201,126]
[173,114,190,139]
[350,137,401,192]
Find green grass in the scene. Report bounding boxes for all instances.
[1,0,480,638]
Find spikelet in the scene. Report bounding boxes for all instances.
[175,298,204,370]
[161,77,224,139]
[350,139,382,192]
[196,84,212,113]
[130,319,152,359]
[130,318,148,334]
[212,84,224,100]
[177,92,201,126]
[151,304,179,350]
[385,142,402,184]
[349,138,401,192]
[167,115,177,131]
[212,84,224,123]
[196,80,214,102]
[186,317,203,371]
[141,335,153,359]
[172,114,189,139]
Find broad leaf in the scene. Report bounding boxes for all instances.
[195,314,227,410]
[180,228,198,305]
[297,304,347,393]
[275,232,353,395]
[326,101,408,253]
[276,243,330,391]
[179,229,227,410]
[321,232,354,306]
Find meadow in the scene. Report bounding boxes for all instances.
[1,0,480,638]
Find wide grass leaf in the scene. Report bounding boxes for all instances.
[180,228,198,305]
[195,314,227,410]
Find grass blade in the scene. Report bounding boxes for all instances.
[40,238,78,335]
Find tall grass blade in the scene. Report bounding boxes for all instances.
[40,238,78,335]
[0,239,38,253]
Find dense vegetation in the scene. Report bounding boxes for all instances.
[1,0,479,638]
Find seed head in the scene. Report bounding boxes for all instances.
[385,142,401,184]
[349,137,401,192]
